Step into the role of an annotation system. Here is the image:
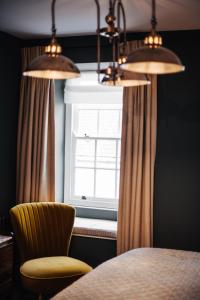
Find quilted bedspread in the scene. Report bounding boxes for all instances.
[52,248,200,300]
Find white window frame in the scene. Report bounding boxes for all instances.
[64,63,123,210]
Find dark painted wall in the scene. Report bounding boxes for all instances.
[154,30,200,251]
[0,32,20,226]
[69,236,116,267]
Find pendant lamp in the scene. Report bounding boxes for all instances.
[101,67,150,87]
[95,0,150,86]
[23,0,80,79]
[121,0,185,75]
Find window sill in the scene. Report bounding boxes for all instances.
[73,217,117,240]
[75,206,117,221]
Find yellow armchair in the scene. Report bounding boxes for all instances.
[10,202,92,298]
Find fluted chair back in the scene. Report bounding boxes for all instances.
[10,202,75,263]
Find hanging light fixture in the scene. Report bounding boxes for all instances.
[95,0,150,87]
[121,0,185,75]
[101,68,150,87]
[23,0,80,79]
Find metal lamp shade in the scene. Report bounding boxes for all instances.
[23,54,80,79]
[101,71,151,87]
[121,46,185,75]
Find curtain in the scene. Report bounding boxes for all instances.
[117,41,157,255]
[16,47,55,203]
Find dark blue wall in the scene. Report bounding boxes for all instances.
[0,32,20,224]
[154,30,200,251]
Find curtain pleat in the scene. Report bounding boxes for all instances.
[16,47,55,203]
[117,41,157,254]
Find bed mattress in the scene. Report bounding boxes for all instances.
[52,248,200,300]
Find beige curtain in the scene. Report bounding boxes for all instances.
[117,41,157,255]
[16,47,55,203]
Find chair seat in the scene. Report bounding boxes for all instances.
[20,256,92,294]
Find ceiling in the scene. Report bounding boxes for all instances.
[0,0,200,39]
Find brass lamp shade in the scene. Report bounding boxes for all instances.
[23,54,80,79]
[121,46,185,75]
[101,70,151,87]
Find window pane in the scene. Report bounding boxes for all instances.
[119,110,122,137]
[116,170,120,199]
[77,110,98,136]
[98,110,120,137]
[117,140,121,169]
[75,139,95,167]
[95,169,115,199]
[74,168,94,197]
[96,140,116,169]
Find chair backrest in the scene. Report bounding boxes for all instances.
[10,202,75,263]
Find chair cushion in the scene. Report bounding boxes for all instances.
[20,256,92,294]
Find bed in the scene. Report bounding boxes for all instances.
[52,248,200,300]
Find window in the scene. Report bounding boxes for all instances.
[64,64,123,210]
